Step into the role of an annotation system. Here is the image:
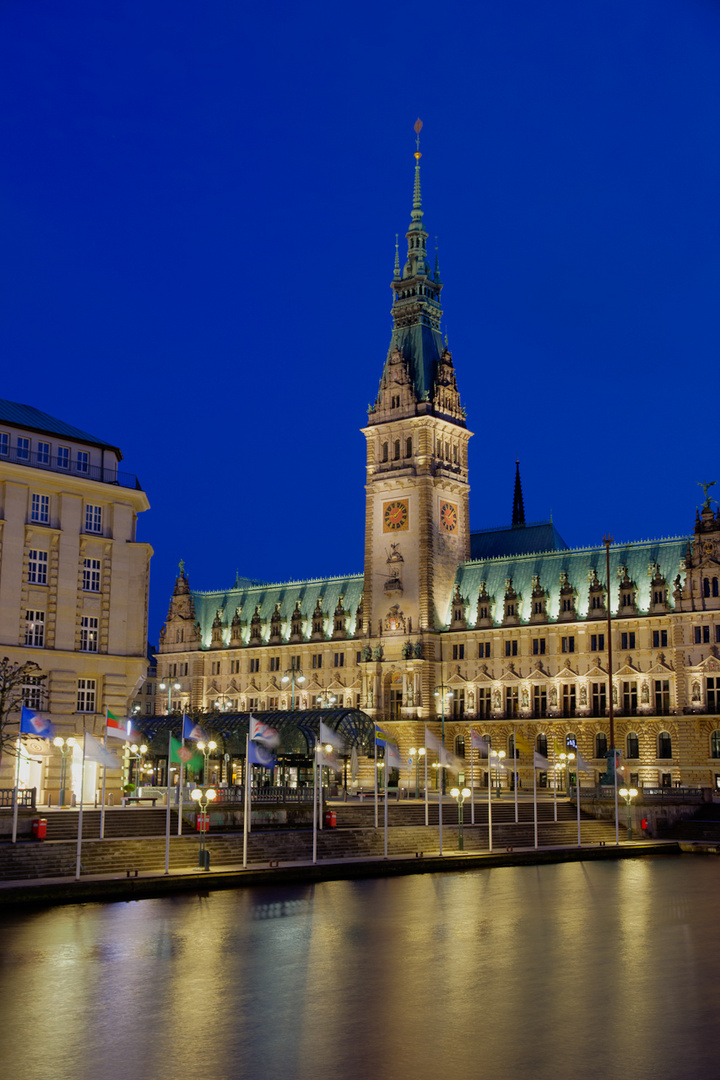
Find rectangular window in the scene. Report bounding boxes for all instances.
[268,696,279,711]
[334,652,345,667]
[532,638,546,656]
[505,686,519,718]
[623,681,638,715]
[85,504,103,533]
[707,677,719,712]
[76,450,89,473]
[478,642,491,659]
[312,653,322,669]
[247,697,258,711]
[620,632,636,650]
[211,661,221,676]
[533,685,547,717]
[57,446,70,469]
[25,610,45,647]
[655,679,670,714]
[82,558,101,592]
[562,683,576,716]
[230,660,239,674]
[477,687,492,718]
[80,616,99,653]
[37,441,50,465]
[249,658,260,673]
[23,676,44,711]
[561,636,575,654]
[590,634,605,652]
[452,644,465,660]
[652,629,668,648]
[31,493,49,524]
[269,656,280,672]
[28,549,48,585]
[356,651,362,665]
[591,682,607,716]
[77,678,96,712]
[290,655,301,670]
[0,432,8,456]
[16,436,30,460]
[704,626,710,644]
[505,641,518,657]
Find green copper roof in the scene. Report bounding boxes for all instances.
[470,520,569,560]
[0,399,122,457]
[450,536,688,626]
[191,573,364,647]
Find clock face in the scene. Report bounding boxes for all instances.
[383,499,409,532]
[440,501,458,533]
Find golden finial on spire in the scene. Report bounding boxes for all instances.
[414,117,423,159]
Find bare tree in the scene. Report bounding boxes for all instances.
[0,657,46,763]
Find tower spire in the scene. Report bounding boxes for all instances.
[512,459,526,527]
[406,118,428,272]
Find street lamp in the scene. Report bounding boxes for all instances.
[490,749,506,796]
[450,786,471,850]
[433,684,453,793]
[158,677,181,713]
[556,751,575,795]
[214,693,230,712]
[191,787,217,870]
[52,736,76,807]
[317,692,337,709]
[130,743,148,793]
[197,739,218,785]
[409,746,426,798]
[281,668,306,710]
[619,786,638,840]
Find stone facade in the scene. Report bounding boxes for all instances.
[153,138,720,792]
[0,402,151,800]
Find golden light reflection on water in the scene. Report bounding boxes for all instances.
[1,860,720,1080]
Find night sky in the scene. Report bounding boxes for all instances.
[2,1,719,644]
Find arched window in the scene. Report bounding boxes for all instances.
[711,731,720,759]
[382,442,388,463]
[714,578,719,598]
[536,733,547,757]
[704,577,711,598]
[481,734,491,756]
[455,734,465,758]
[393,440,400,461]
[626,732,639,759]
[658,731,672,759]
[565,733,577,752]
[595,732,608,758]
[406,437,412,458]
[508,734,519,759]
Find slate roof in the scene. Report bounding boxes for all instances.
[451,536,689,626]
[0,399,122,457]
[470,520,569,560]
[391,322,445,405]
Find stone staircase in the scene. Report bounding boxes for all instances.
[0,811,624,881]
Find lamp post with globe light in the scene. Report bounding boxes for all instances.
[450,786,471,850]
[52,736,76,807]
[191,787,217,870]
[281,667,306,710]
[409,746,426,798]
[619,786,638,840]
[197,740,217,785]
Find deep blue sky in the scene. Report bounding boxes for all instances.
[2,1,719,643]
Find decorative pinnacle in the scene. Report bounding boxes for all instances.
[414,117,423,158]
[394,233,400,278]
[413,118,423,211]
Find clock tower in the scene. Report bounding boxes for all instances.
[361,121,472,681]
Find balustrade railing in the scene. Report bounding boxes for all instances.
[0,788,37,809]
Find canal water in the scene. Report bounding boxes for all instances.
[1,856,719,1080]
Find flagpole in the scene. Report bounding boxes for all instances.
[533,760,538,849]
[553,741,558,822]
[383,753,389,859]
[577,761,582,847]
[374,736,378,829]
[487,748,493,853]
[614,750,620,846]
[513,724,519,824]
[312,739,318,865]
[470,729,475,826]
[165,730,172,874]
[424,731,429,827]
[177,721,185,837]
[438,764,443,856]
[99,717,108,842]
[75,733,87,879]
[11,738,22,844]
[243,734,249,868]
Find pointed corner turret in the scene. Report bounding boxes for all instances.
[512,460,526,528]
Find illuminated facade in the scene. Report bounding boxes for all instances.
[154,139,720,791]
[0,401,151,799]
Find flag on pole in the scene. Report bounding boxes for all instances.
[250,716,280,747]
[170,735,193,764]
[384,740,402,770]
[471,731,489,755]
[375,723,395,747]
[183,715,207,741]
[553,738,564,755]
[84,731,120,769]
[514,730,532,754]
[424,727,441,753]
[19,706,54,739]
[320,720,345,752]
[533,749,550,769]
[576,750,592,772]
[249,740,276,769]
[439,745,464,773]
[106,709,130,740]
